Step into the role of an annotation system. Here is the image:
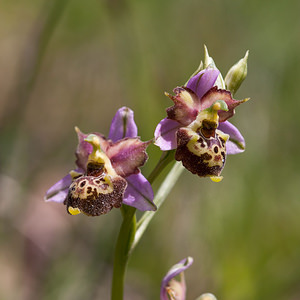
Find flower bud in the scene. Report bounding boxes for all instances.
[225,50,249,95]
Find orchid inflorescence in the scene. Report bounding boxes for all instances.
[45,46,249,299]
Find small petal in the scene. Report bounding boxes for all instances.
[161,257,193,300]
[106,138,150,177]
[45,173,73,203]
[75,128,92,170]
[200,87,249,122]
[154,118,181,151]
[75,127,109,170]
[218,121,245,154]
[108,107,138,142]
[166,87,201,126]
[186,68,220,99]
[123,173,156,211]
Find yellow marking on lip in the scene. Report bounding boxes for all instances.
[68,207,81,215]
[210,176,223,182]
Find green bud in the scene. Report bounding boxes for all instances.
[203,45,225,89]
[225,50,249,95]
[203,45,216,69]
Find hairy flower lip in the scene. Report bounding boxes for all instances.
[175,127,227,177]
[65,173,128,216]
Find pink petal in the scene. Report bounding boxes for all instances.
[218,121,245,154]
[200,87,248,122]
[154,118,181,151]
[166,87,200,126]
[106,138,150,177]
[45,173,73,203]
[123,173,156,211]
[108,107,138,142]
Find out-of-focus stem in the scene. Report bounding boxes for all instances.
[111,205,136,300]
[147,150,175,184]
[111,153,184,299]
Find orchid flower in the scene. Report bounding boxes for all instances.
[45,107,156,216]
[155,47,249,180]
[161,257,217,300]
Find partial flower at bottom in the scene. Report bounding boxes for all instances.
[45,107,156,216]
[161,257,218,300]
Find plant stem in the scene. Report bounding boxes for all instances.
[111,152,182,300]
[147,150,175,184]
[111,205,136,300]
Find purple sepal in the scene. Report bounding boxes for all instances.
[109,107,138,142]
[218,121,245,154]
[46,189,69,203]
[186,68,219,99]
[123,173,156,211]
[160,257,194,300]
[154,118,181,151]
[45,173,73,203]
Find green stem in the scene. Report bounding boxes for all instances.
[111,151,181,300]
[147,150,175,184]
[111,205,136,300]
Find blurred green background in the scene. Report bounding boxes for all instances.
[1,0,300,299]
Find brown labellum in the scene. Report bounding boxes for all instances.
[175,125,226,177]
[65,174,127,216]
